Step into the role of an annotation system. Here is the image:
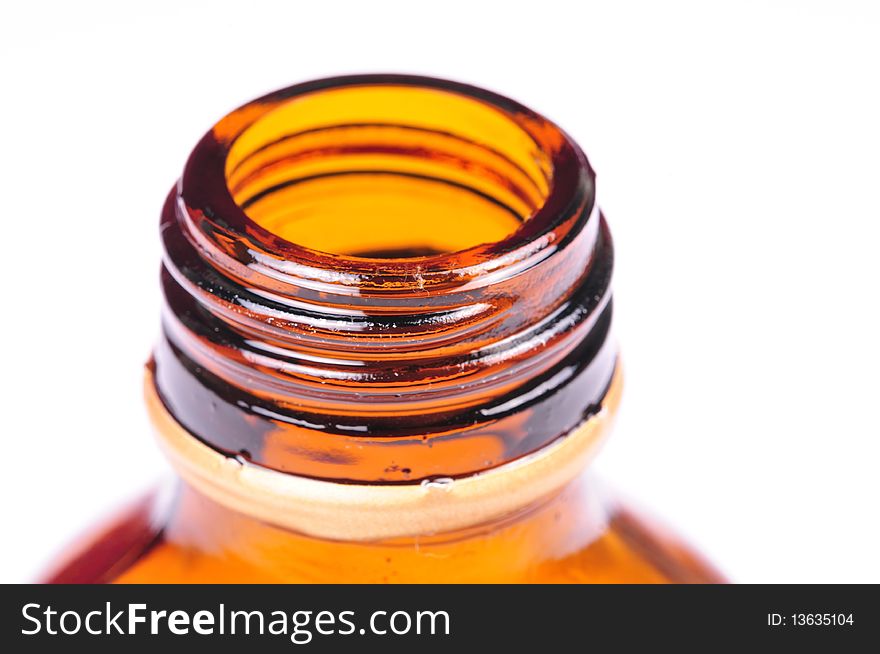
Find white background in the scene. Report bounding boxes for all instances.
[2,0,878,583]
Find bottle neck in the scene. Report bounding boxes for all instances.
[153,75,615,484]
[147,75,619,540]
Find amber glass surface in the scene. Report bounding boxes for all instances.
[43,75,723,583]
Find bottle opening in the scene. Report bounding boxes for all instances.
[223,85,553,258]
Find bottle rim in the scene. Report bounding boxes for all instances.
[177,73,595,294]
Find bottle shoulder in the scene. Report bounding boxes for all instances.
[43,482,723,584]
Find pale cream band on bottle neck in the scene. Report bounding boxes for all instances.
[145,366,622,542]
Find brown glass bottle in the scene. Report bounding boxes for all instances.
[43,75,723,583]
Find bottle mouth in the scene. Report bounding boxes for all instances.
[156,75,615,484]
[178,74,592,292]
